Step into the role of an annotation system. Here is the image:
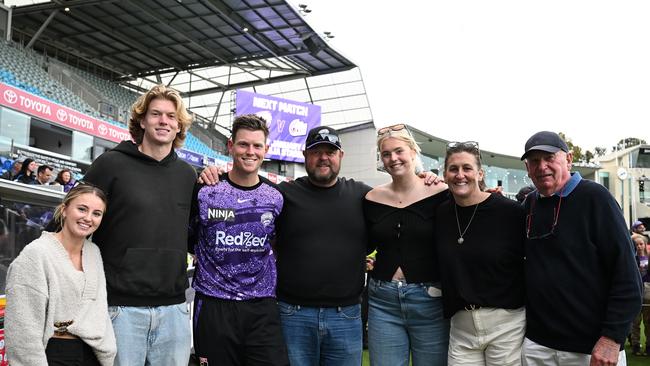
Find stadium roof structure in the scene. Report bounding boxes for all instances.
[9,0,356,98]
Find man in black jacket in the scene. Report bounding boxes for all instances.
[520,131,642,366]
[83,85,196,366]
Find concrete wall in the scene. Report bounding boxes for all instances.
[338,125,390,187]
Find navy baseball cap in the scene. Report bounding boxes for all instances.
[521,131,569,160]
[305,126,342,150]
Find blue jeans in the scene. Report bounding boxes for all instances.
[368,279,450,366]
[108,304,191,366]
[278,301,362,366]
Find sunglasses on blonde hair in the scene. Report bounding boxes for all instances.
[377,124,411,136]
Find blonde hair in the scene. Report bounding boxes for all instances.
[129,85,193,149]
[377,130,424,174]
[632,233,649,245]
[52,184,108,232]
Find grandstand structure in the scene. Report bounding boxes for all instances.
[1,0,607,208]
[0,0,373,180]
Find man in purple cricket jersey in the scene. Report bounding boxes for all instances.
[188,114,289,366]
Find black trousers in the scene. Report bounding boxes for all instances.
[193,294,289,366]
[45,338,100,366]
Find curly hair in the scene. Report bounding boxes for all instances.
[128,85,192,149]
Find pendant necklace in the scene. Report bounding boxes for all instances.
[454,202,479,244]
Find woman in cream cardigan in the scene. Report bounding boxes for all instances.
[5,183,116,365]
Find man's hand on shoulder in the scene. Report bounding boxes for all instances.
[486,186,504,195]
[198,165,223,185]
[590,336,620,366]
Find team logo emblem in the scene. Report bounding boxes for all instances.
[260,212,273,227]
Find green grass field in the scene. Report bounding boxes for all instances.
[625,320,647,366]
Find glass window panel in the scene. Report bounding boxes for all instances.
[0,107,30,145]
[71,131,93,162]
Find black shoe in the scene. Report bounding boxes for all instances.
[632,344,641,356]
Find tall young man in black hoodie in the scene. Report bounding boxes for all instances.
[83,85,197,366]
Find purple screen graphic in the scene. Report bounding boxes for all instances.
[236,90,321,163]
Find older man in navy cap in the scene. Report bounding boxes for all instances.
[520,131,642,366]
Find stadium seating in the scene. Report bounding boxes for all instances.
[0,41,100,117]
[0,41,227,161]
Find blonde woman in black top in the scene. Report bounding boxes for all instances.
[363,124,449,366]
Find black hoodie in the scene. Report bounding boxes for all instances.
[84,141,197,306]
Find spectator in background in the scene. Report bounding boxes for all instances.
[35,165,53,185]
[520,131,642,366]
[51,168,76,192]
[1,159,22,181]
[631,233,650,356]
[515,185,536,204]
[13,158,37,185]
[632,220,649,241]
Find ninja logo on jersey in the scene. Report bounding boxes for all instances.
[207,207,235,222]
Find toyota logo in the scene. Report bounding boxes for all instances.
[56,109,68,122]
[98,124,108,135]
[3,90,17,104]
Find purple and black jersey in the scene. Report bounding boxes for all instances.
[189,174,283,300]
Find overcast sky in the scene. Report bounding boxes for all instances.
[302,0,650,157]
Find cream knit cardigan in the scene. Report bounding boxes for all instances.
[4,231,116,366]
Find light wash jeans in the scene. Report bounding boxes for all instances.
[278,301,362,366]
[521,337,627,366]
[108,304,191,366]
[367,278,450,366]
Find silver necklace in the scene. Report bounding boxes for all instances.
[454,202,479,244]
